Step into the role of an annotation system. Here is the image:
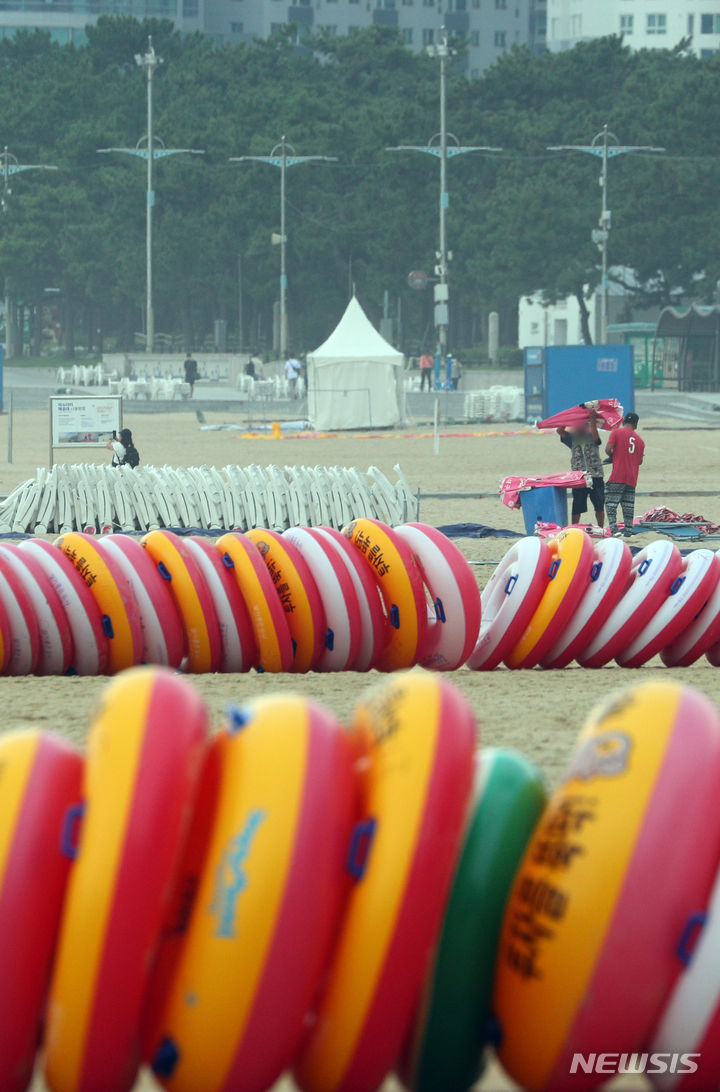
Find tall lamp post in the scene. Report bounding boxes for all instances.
[230,136,337,361]
[387,27,500,365]
[548,124,664,343]
[98,36,203,353]
[0,146,58,363]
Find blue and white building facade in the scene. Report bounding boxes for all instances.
[0,0,546,76]
[546,0,720,57]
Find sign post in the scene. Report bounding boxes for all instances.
[49,395,122,467]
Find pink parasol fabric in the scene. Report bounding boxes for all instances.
[537,398,624,432]
[500,471,588,509]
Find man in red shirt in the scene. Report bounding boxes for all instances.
[419,351,434,392]
[604,412,645,536]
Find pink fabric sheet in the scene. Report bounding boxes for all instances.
[500,471,588,509]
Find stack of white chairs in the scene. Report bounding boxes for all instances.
[0,463,418,536]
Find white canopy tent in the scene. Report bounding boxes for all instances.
[307,296,405,430]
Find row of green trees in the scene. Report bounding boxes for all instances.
[2,18,720,357]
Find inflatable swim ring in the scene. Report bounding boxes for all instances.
[294,672,476,1092]
[650,851,720,1091]
[617,548,720,668]
[394,523,482,671]
[312,527,388,671]
[541,537,632,669]
[0,543,72,676]
[18,539,109,676]
[55,531,143,674]
[403,747,546,1092]
[184,536,257,673]
[0,548,40,676]
[663,549,720,667]
[506,528,594,670]
[0,730,83,1092]
[215,533,294,673]
[494,680,720,1092]
[466,537,550,671]
[149,694,357,1092]
[343,518,428,671]
[44,667,209,1092]
[97,535,185,669]
[141,530,223,674]
[282,527,362,672]
[578,540,683,669]
[245,528,326,673]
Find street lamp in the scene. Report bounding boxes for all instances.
[0,146,58,361]
[387,27,500,367]
[98,36,203,353]
[230,135,337,360]
[548,125,664,343]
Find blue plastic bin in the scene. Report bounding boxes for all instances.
[519,486,568,535]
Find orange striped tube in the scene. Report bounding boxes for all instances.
[43,666,210,1092]
[148,694,357,1092]
[215,533,294,673]
[245,528,326,673]
[494,681,720,1091]
[54,531,143,674]
[343,518,428,671]
[294,672,476,1092]
[0,730,82,1092]
[141,530,222,674]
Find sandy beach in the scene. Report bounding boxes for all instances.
[1,397,715,1092]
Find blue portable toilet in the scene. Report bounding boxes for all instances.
[524,344,634,421]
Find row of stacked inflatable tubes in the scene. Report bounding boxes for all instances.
[3,668,719,1091]
[3,520,720,676]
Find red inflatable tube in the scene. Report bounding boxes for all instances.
[618,549,720,668]
[18,539,110,676]
[467,538,551,671]
[312,527,388,671]
[96,535,185,669]
[187,536,258,673]
[0,549,41,675]
[0,730,83,1092]
[578,541,683,669]
[0,542,73,676]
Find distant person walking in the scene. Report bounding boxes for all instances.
[285,352,301,399]
[419,351,434,392]
[557,407,606,527]
[451,356,462,390]
[605,412,645,537]
[184,352,199,395]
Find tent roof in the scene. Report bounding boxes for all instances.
[308,296,403,365]
[656,303,720,338]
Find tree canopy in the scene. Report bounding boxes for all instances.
[0,20,719,356]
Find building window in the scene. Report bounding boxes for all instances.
[494,29,506,45]
[183,0,198,16]
[423,27,435,42]
[271,22,284,32]
[470,28,480,44]
[620,14,632,34]
[495,0,506,7]
[456,0,467,9]
[647,14,667,34]
[472,0,480,6]
[701,47,718,56]
[701,14,720,33]
[402,26,413,41]
[402,0,413,5]
[230,21,243,32]
[570,13,582,35]
[423,0,434,6]
[321,24,338,33]
[688,14,694,34]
